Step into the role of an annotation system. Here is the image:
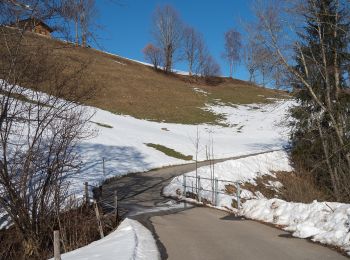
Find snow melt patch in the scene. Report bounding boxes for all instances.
[55,218,160,260]
[242,199,350,255]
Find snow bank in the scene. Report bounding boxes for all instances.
[242,199,350,255]
[55,218,160,260]
[163,150,292,210]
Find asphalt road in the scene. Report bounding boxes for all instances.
[151,207,347,260]
[100,151,272,216]
[100,151,348,260]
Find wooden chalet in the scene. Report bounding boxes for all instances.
[13,18,53,37]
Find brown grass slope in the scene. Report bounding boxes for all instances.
[1,29,289,124]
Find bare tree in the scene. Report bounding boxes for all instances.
[188,39,221,78]
[243,40,259,82]
[201,54,221,78]
[79,0,96,47]
[61,0,96,46]
[243,37,274,86]
[248,0,350,201]
[152,5,183,73]
[223,29,241,78]
[142,43,163,70]
[182,26,202,76]
[0,1,95,257]
[62,0,81,45]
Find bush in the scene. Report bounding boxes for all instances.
[277,172,331,203]
[0,200,118,259]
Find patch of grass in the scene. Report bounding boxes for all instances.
[145,143,193,161]
[91,121,113,128]
[204,78,290,106]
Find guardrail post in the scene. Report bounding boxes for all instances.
[183,175,187,197]
[236,182,241,210]
[215,178,219,206]
[114,191,119,225]
[198,176,201,202]
[93,200,104,238]
[54,230,61,260]
[84,182,89,205]
[102,157,106,178]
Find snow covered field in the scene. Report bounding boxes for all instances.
[242,199,350,255]
[72,101,291,194]
[52,218,160,260]
[0,80,292,196]
[0,81,292,230]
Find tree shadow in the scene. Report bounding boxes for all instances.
[70,143,151,190]
[245,141,286,151]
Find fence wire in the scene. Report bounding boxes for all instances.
[182,174,241,209]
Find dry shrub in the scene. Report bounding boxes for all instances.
[225,184,237,194]
[233,171,329,204]
[0,201,118,259]
[0,227,23,259]
[276,172,331,203]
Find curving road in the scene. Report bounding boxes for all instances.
[150,207,347,260]
[100,152,348,260]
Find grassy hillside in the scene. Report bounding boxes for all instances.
[1,29,289,124]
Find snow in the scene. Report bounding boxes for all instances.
[52,218,160,260]
[242,199,350,255]
[163,150,292,210]
[97,50,192,75]
[0,80,292,198]
[66,100,292,195]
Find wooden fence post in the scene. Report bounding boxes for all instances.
[183,175,187,197]
[114,191,119,225]
[84,182,89,205]
[98,185,103,200]
[198,176,201,202]
[215,178,219,206]
[102,157,106,178]
[93,200,104,238]
[54,230,61,260]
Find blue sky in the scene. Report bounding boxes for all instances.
[93,0,253,80]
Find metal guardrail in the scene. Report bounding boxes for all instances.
[182,174,241,209]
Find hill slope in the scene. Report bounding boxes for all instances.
[1,29,289,124]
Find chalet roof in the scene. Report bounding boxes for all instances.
[15,18,54,33]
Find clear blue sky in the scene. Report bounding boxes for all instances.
[93,0,253,80]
